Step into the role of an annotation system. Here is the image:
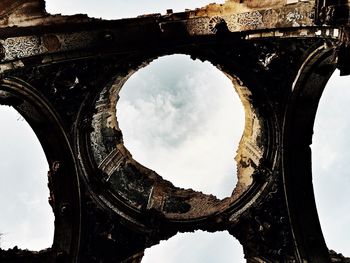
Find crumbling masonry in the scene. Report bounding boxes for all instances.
[0,0,349,262]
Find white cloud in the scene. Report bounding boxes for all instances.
[3,1,348,261]
[142,230,245,263]
[312,70,350,255]
[118,55,245,198]
[0,106,53,251]
[1,1,245,260]
[117,54,246,262]
[45,0,224,19]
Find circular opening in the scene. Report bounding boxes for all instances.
[312,69,350,256]
[142,230,245,263]
[117,55,245,199]
[0,105,54,251]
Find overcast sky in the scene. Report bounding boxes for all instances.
[0,106,53,250]
[45,0,224,19]
[312,70,350,256]
[0,1,348,262]
[118,54,245,262]
[118,55,244,199]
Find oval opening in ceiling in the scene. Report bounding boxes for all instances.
[117,54,245,199]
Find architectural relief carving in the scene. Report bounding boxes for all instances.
[0,0,349,262]
[1,36,45,60]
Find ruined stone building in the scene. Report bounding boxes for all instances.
[0,0,350,262]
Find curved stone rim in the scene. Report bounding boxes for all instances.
[76,51,279,230]
[0,77,81,262]
[282,44,336,262]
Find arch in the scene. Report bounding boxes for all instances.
[282,44,336,261]
[0,78,81,261]
[76,49,278,232]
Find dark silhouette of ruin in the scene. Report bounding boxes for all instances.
[0,0,349,262]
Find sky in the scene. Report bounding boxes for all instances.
[118,55,244,199]
[0,0,349,262]
[45,0,224,19]
[0,106,53,250]
[117,54,245,262]
[312,70,350,256]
